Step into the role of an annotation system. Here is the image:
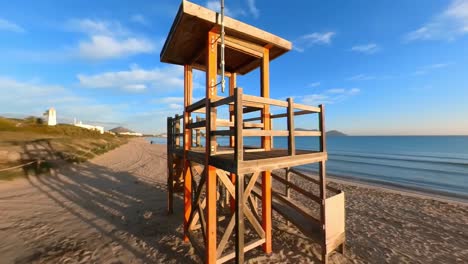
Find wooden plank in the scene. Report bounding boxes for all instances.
[234,88,243,161]
[293,103,321,112]
[287,98,295,156]
[217,213,236,258]
[198,200,207,242]
[205,30,218,264]
[243,94,288,108]
[183,65,193,242]
[325,192,345,247]
[217,238,266,264]
[320,105,326,152]
[243,122,264,128]
[243,100,265,110]
[194,108,206,114]
[216,119,233,127]
[243,172,265,238]
[211,130,234,136]
[235,172,245,263]
[243,130,289,137]
[252,184,321,227]
[211,95,234,108]
[187,120,206,129]
[186,97,206,112]
[223,35,264,57]
[289,168,341,194]
[229,74,236,213]
[295,130,322,137]
[243,106,262,114]
[238,152,328,174]
[192,63,232,77]
[245,148,265,153]
[271,110,314,119]
[217,170,235,198]
[186,150,205,165]
[260,48,272,255]
[271,172,320,204]
[243,116,262,122]
[182,1,292,50]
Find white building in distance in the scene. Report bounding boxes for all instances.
[44,108,57,126]
[74,120,104,134]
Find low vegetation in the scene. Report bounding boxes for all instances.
[0,116,128,180]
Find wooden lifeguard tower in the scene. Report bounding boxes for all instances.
[162,1,346,263]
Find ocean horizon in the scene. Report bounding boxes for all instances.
[147,135,468,201]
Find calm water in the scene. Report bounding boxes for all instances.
[147,136,468,199]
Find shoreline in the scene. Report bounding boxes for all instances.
[149,142,468,205]
[297,167,468,205]
[328,174,468,205]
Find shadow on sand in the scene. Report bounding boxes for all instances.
[14,139,198,263]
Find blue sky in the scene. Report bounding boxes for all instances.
[0,0,467,135]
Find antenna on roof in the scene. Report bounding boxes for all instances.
[220,0,226,93]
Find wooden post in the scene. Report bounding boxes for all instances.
[260,47,272,254]
[230,74,237,213]
[318,104,328,263]
[287,98,295,156]
[235,173,245,263]
[234,88,244,162]
[183,65,193,242]
[229,73,237,147]
[205,30,218,264]
[167,117,174,214]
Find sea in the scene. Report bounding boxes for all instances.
[147,136,468,200]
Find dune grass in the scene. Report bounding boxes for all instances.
[0,116,128,180]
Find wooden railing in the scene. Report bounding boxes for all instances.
[170,87,325,158]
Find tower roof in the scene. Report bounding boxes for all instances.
[160,0,292,75]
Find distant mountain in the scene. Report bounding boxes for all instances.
[295,128,347,136]
[327,130,347,136]
[109,126,135,134]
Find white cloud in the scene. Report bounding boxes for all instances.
[130,14,148,25]
[78,35,154,60]
[412,62,452,75]
[157,97,184,104]
[294,32,336,52]
[351,43,380,54]
[169,103,183,110]
[308,82,321,88]
[405,0,468,41]
[67,18,156,60]
[296,88,360,105]
[77,65,185,92]
[246,0,260,18]
[0,76,122,125]
[346,74,376,81]
[327,88,346,94]
[0,18,25,33]
[66,18,127,36]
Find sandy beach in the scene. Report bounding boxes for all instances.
[0,138,467,263]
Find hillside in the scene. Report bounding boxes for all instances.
[0,116,127,180]
[295,127,347,136]
[110,126,135,133]
[327,130,347,136]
